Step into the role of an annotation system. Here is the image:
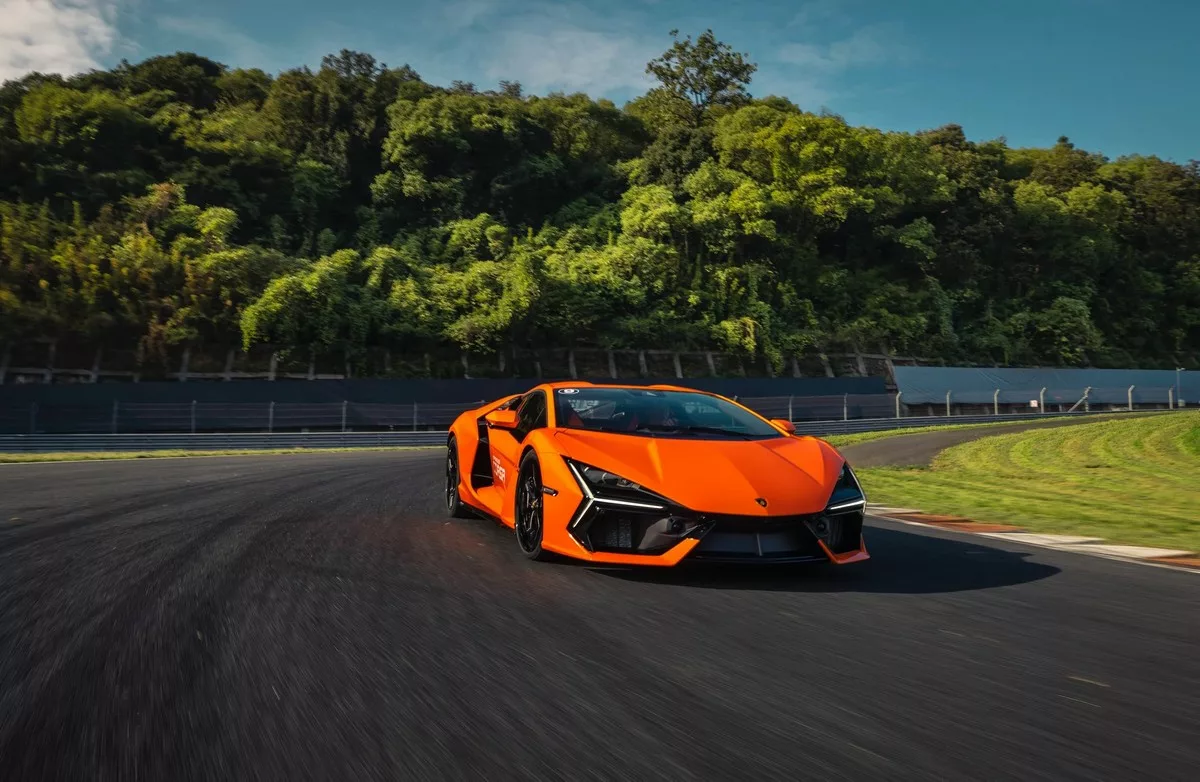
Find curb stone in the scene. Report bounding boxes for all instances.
[866,504,1200,573]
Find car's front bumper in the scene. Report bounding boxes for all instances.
[683,510,869,565]
[548,495,869,566]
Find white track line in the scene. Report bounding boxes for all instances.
[867,513,1200,575]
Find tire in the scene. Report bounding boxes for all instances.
[514,451,552,561]
[445,436,473,519]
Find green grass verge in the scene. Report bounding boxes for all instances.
[819,414,1121,448]
[0,446,437,463]
[858,411,1200,552]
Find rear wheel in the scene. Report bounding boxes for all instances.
[445,436,472,519]
[515,452,551,561]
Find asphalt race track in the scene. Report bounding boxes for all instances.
[1,452,1197,781]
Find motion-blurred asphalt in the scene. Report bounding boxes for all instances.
[1,451,1197,781]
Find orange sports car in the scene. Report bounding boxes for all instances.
[444,382,870,566]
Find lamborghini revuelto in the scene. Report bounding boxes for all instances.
[445,382,870,566]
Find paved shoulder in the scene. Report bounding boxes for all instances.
[838,417,1100,467]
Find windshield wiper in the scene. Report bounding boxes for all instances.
[680,425,754,439]
[576,424,757,439]
[635,424,754,439]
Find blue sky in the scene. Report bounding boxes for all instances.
[4,0,1198,161]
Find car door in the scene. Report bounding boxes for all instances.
[488,390,548,514]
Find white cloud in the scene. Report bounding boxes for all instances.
[482,25,659,95]
[778,24,913,73]
[0,0,122,81]
[767,76,834,109]
[763,20,915,110]
[787,0,844,30]
[429,1,661,96]
[156,16,271,68]
[441,0,499,32]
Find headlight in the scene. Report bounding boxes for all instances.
[576,464,645,492]
[825,463,866,513]
[565,459,670,510]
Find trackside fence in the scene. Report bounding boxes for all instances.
[0,432,446,453]
[0,400,483,436]
[1,386,1189,437]
[0,410,1182,454]
[0,380,1191,444]
[2,396,903,435]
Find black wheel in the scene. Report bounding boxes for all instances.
[515,452,551,561]
[445,436,472,519]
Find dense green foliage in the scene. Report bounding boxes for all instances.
[1,34,1197,374]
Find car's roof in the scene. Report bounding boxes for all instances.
[536,381,704,394]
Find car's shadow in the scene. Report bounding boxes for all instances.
[585,525,1061,595]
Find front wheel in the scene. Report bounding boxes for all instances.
[445,436,472,519]
[515,452,551,561]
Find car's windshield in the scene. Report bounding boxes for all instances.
[552,387,783,439]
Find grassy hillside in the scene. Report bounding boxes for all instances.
[2,35,1198,375]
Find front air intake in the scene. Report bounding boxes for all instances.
[584,507,710,555]
[688,514,827,562]
[804,509,864,555]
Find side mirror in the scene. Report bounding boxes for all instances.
[485,409,519,429]
[770,418,797,435]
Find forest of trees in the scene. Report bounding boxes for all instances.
[1,31,1197,378]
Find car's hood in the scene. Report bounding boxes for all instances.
[552,429,845,516]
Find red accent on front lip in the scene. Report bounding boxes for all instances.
[818,536,871,564]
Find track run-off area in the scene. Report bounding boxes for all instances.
[1,448,1198,781]
[845,412,1200,552]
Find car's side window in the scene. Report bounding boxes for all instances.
[514,391,547,440]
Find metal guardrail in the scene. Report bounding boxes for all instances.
[791,410,1101,436]
[0,432,447,453]
[2,389,1182,436]
[0,400,482,435]
[0,409,1152,453]
[0,394,903,435]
